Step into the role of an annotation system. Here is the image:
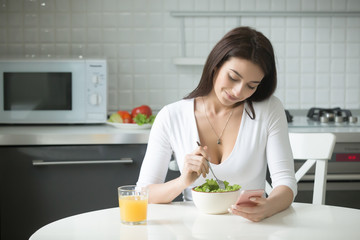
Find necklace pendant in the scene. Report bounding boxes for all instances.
[217,139,221,144]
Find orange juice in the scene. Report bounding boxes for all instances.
[119,196,148,223]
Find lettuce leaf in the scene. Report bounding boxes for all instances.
[194,179,241,193]
[133,113,155,125]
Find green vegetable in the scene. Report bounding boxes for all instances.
[194,179,241,193]
[133,113,155,125]
[107,113,123,123]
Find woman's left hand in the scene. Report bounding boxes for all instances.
[229,186,294,222]
[229,196,268,222]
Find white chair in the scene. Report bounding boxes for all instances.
[265,132,336,205]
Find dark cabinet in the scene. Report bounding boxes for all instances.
[0,144,180,240]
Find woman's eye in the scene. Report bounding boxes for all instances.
[248,85,256,90]
[228,75,237,81]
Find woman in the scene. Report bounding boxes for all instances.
[137,26,297,222]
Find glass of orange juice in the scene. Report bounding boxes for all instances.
[118,185,148,225]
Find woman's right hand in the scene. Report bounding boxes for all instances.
[180,145,210,187]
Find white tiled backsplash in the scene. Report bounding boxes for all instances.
[0,0,359,112]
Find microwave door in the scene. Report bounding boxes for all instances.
[1,69,86,124]
[4,72,72,111]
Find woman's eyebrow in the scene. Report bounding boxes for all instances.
[230,69,262,84]
[230,69,243,78]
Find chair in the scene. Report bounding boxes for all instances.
[265,132,336,205]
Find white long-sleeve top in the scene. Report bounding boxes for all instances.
[137,96,297,201]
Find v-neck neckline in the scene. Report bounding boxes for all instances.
[191,98,247,166]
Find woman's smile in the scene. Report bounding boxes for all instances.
[224,90,240,103]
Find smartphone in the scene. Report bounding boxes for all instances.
[235,189,265,207]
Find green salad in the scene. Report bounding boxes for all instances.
[194,179,241,193]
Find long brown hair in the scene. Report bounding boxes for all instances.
[184,26,277,119]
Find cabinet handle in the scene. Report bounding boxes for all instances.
[32,158,133,166]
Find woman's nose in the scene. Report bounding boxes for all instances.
[232,83,243,97]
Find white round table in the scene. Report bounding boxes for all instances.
[30,202,360,240]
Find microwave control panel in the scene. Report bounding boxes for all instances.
[85,59,107,116]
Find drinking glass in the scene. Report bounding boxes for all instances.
[118,185,148,225]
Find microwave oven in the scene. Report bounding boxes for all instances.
[0,59,107,124]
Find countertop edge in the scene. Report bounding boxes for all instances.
[0,125,150,145]
[1,125,359,146]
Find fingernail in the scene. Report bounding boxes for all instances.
[250,197,256,201]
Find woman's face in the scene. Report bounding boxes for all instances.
[213,57,264,106]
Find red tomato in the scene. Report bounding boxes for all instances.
[131,105,152,118]
[117,110,133,123]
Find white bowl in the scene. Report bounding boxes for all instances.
[192,188,240,214]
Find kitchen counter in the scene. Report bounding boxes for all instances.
[288,116,360,142]
[0,121,359,146]
[288,128,360,142]
[0,124,150,146]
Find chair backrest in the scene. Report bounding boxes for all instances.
[265,132,336,205]
[289,133,336,160]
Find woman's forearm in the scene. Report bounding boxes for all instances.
[266,185,294,217]
[147,177,188,204]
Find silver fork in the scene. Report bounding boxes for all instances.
[196,141,226,189]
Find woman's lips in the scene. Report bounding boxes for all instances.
[225,91,239,102]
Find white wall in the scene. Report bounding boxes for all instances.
[0,0,359,112]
